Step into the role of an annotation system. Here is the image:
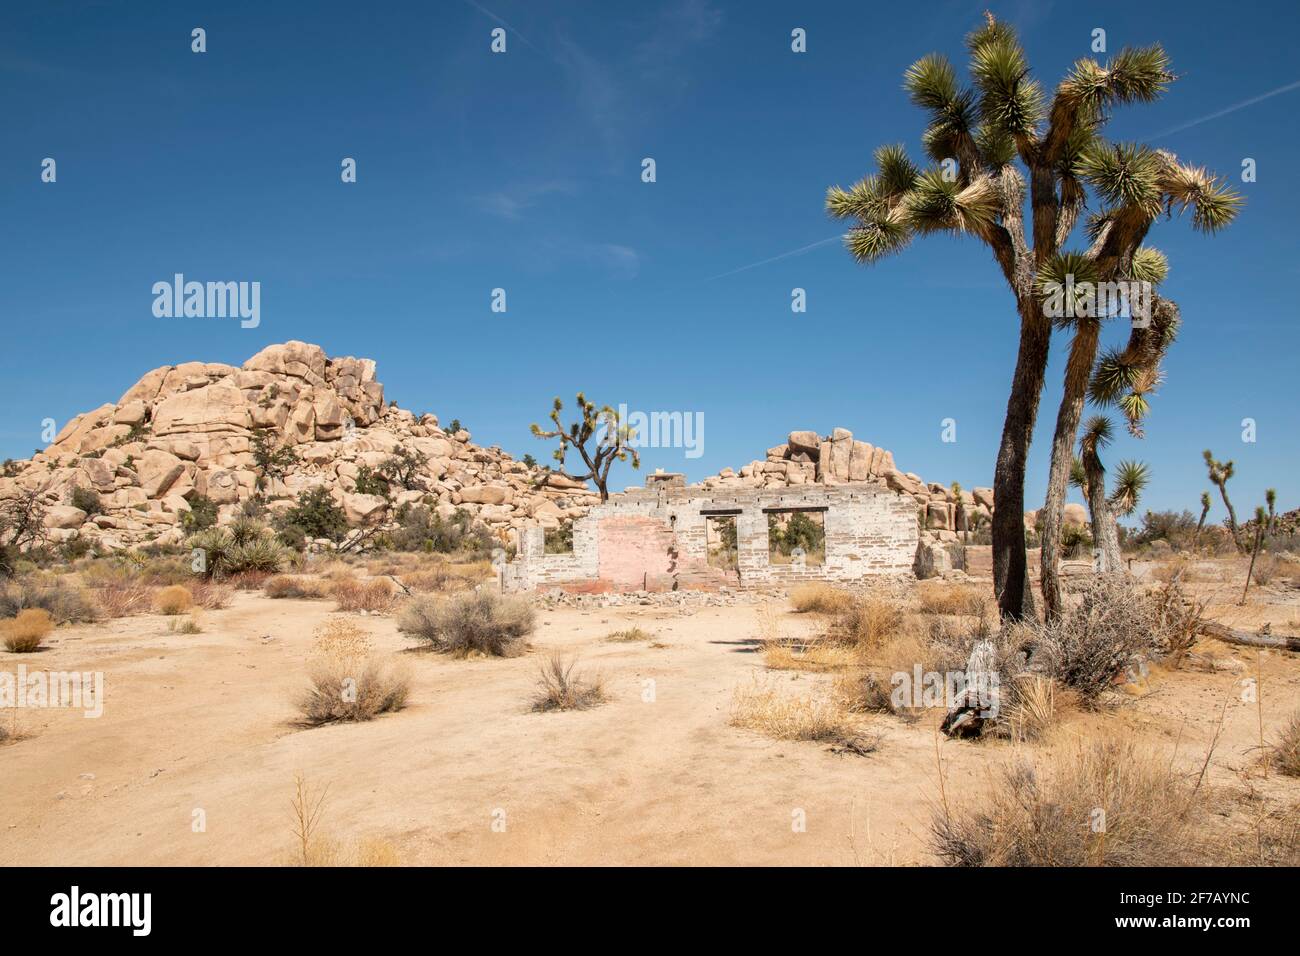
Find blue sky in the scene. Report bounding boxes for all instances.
[2,0,1297,524]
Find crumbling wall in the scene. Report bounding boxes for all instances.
[503,482,918,593]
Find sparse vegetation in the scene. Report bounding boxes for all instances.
[789,583,853,614]
[729,674,866,747]
[931,737,1203,866]
[330,577,395,613]
[828,593,907,649]
[276,487,349,545]
[264,575,329,599]
[398,591,534,657]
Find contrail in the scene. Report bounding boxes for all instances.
[704,235,842,281]
[460,0,543,54]
[1152,78,1300,139]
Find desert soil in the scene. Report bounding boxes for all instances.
[2,574,1298,866]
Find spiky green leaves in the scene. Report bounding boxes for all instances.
[1106,46,1175,104]
[1159,163,1243,233]
[1130,246,1168,286]
[875,144,921,198]
[904,170,1001,235]
[844,211,911,264]
[1079,415,1114,455]
[969,35,1043,138]
[905,54,960,112]
[1069,457,1088,490]
[1076,142,1164,220]
[1109,460,1150,516]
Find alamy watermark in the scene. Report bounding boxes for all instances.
[1,665,104,718]
[1042,275,1152,328]
[610,403,704,459]
[152,273,260,328]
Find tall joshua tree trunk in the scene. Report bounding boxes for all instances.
[1081,445,1122,574]
[992,304,1051,622]
[1216,482,1240,549]
[1041,320,1102,621]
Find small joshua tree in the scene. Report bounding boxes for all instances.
[530,394,639,502]
[1193,490,1212,550]
[1242,505,1269,605]
[1266,488,1277,533]
[1203,449,1241,550]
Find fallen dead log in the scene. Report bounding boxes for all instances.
[1198,620,1300,652]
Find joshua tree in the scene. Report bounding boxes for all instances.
[1194,490,1212,550]
[1204,450,1242,550]
[1266,488,1277,533]
[826,13,1237,621]
[530,394,640,502]
[1241,505,1269,605]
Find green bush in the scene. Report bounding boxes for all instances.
[182,494,219,533]
[398,591,534,657]
[353,464,390,498]
[70,485,103,516]
[276,487,349,543]
[387,504,494,554]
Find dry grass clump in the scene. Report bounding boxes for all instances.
[729,673,860,743]
[284,772,403,866]
[264,575,329,600]
[168,615,203,635]
[531,653,607,712]
[154,584,193,615]
[930,737,1202,866]
[789,583,854,614]
[398,591,534,658]
[403,561,492,593]
[828,593,907,649]
[297,618,410,725]
[188,579,232,610]
[1274,711,1300,777]
[330,577,395,613]
[605,627,653,643]
[764,639,861,672]
[2,608,54,652]
[94,580,155,618]
[999,674,1071,742]
[916,581,988,617]
[229,570,274,591]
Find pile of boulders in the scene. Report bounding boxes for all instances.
[1,341,595,552]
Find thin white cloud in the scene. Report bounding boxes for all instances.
[703,235,841,281]
[1152,78,1300,139]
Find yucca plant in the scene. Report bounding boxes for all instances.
[826,13,1241,621]
[186,527,234,579]
[1204,450,1242,550]
[225,539,288,575]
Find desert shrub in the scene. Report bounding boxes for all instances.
[835,670,898,714]
[297,618,410,725]
[829,594,906,648]
[1060,523,1093,559]
[69,485,103,516]
[189,580,232,610]
[789,583,853,614]
[1027,575,1158,703]
[388,504,493,555]
[181,494,219,533]
[1274,711,1300,778]
[353,464,390,498]
[277,487,349,544]
[3,608,54,652]
[402,561,489,593]
[330,577,395,613]
[398,591,534,657]
[1129,509,1199,551]
[729,674,866,746]
[94,581,155,617]
[154,584,193,615]
[264,575,329,599]
[916,582,987,616]
[0,576,99,624]
[531,653,606,711]
[930,737,1201,866]
[999,675,1066,742]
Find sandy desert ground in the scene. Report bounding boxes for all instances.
[2,557,1299,867]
